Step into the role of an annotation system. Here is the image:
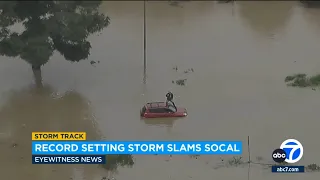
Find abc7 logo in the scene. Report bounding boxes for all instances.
[272,149,287,163]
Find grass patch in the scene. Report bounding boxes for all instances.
[218,156,246,167]
[285,73,320,87]
[213,156,246,169]
[228,156,244,166]
[306,163,320,172]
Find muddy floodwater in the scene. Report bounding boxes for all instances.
[1,1,320,180]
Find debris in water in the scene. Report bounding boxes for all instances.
[189,155,200,159]
[169,1,183,7]
[184,68,194,73]
[165,155,173,162]
[176,79,187,86]
[256,156,263,162]
[173,66,178,71]
[306,163,320,172]
[90,60,96,65]
[12,143,17,148]
[217,0,234,3]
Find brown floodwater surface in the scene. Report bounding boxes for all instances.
[1,1,320,180]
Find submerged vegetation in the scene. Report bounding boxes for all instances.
[306,163,320,172]
[101,155,134,171]
[285,73,320,88]
[189,155,200,159]
[276,161,288,165]
[175,79,187,86]
[172,66,194,86]
[187,155,320,173]
[226,156,244,166]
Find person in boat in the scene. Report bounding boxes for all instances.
[166,92,177,111]
[166,91,173,102]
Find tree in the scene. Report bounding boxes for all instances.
[0,1,110,87]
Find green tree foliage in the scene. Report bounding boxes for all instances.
[0,1,109,86]
[102,155,134,171]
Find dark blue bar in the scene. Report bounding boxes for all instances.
[32,155,106,164]
[271,166,304,173]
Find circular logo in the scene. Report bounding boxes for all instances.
[280,139,303,164]
[272,148,287,163]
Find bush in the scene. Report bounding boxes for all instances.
[285,73,320,87]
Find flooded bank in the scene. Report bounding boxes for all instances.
[1,1,320,180]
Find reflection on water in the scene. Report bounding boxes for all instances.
[142,117,181,135]
[147,1,216,32]
[0,84,133,180]
[302,7,320,33]
[237,1,295,37]
[0,84,98,179]
[0,85,99,138]
[0,84,101,180]
[142,117,178,127]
